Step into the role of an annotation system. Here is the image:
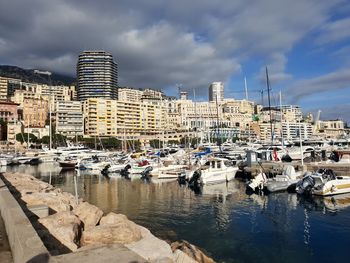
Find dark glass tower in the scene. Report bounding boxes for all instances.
[77,50,118,100]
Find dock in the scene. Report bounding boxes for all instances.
[243,161,350,177]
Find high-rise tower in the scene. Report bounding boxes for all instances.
[77,50,118,101]
[209,82,224,102]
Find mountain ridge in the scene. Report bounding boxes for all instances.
[0,65,76,85]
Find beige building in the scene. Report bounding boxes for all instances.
[83,98,167,138]
[11,90,42,104]
[317,120,346,138]
[223,99,254,114]
[117,87,164,102]
[171,98,254,134]
[23,98,48,128]
[7,121,22,143]
[9,82,74,111]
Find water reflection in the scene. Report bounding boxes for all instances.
[2,163,350,263]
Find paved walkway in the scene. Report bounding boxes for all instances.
[0,215,12,263]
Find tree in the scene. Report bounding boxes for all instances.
[167,140,179,146]
[180,136,200,147]
[16,133,37,143]
[101,137,122,149]
[41,136,50,144]
[149,139,163,149]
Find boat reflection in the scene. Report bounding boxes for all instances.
[300,193,350,213]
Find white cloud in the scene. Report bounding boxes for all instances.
[287,69,350,102]
[316,18,350,45]
[0,0,345,97]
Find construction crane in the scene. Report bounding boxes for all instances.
[313,110,321,133]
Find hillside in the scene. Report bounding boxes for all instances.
[0,65,76,85]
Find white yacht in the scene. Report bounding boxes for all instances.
[189,158,238,185]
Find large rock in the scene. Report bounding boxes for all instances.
[73,202,103,229]
[22,192,72,213]
[171,240,215,263]
[126,231,174,262]
[80,223,142,246]
[4,172,53,195]
[99,212,128,226]
[38,211,82,252]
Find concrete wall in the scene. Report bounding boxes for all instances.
[0,177,49,263]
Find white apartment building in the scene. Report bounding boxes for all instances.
[56,101,84,137]
[282,122,313,140]
[0,77,7,99]
[118,87,143,102]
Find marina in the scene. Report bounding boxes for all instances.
[2,160,350,262]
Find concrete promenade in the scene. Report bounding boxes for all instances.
[0,213,12,263]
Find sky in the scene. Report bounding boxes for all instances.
[0,0,350,123]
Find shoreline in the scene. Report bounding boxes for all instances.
[0,172,214,263]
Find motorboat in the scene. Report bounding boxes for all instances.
[283,146,315,161]
[11,155,42,165]
[296,169,335,195]
[58,159,78,170]
[265,165,303,192]
[77,156,110,171]
[312,174,350,196]
[151,164,187,179]
[247,172,268,191]
[188,158,238,185]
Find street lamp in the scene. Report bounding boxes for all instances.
[34,70,52,150]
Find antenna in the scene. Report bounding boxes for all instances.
[176,83,182,98]
[266,66,273,145]
[244,77,248,100]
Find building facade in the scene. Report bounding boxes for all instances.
[282,122,313,140]
[22,98,48,128]
[209,82,224,102]
[0,77,8,100]
[0,100,20,122]
[77,50,118,101]
[56,101,84,137]
[83,98,167,138]
[317,120,346,138]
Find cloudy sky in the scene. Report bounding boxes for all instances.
[1,0,350,122]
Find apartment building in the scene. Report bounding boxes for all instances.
[77,50,118,100]
[282,122,313,140]
[0,77,8,100]
[22,98,48,128]
[83,98,167,138]
[317,119,346,138]
[56,101,84,137]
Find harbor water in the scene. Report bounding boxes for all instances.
[3,163,350,263]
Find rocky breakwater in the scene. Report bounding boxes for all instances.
[2,172,215,263]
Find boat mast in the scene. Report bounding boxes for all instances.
[265,67,273,146]
[27,116,29,150]
[279,90,284,148]
[215,94,221,151]
[244,77,249,100]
